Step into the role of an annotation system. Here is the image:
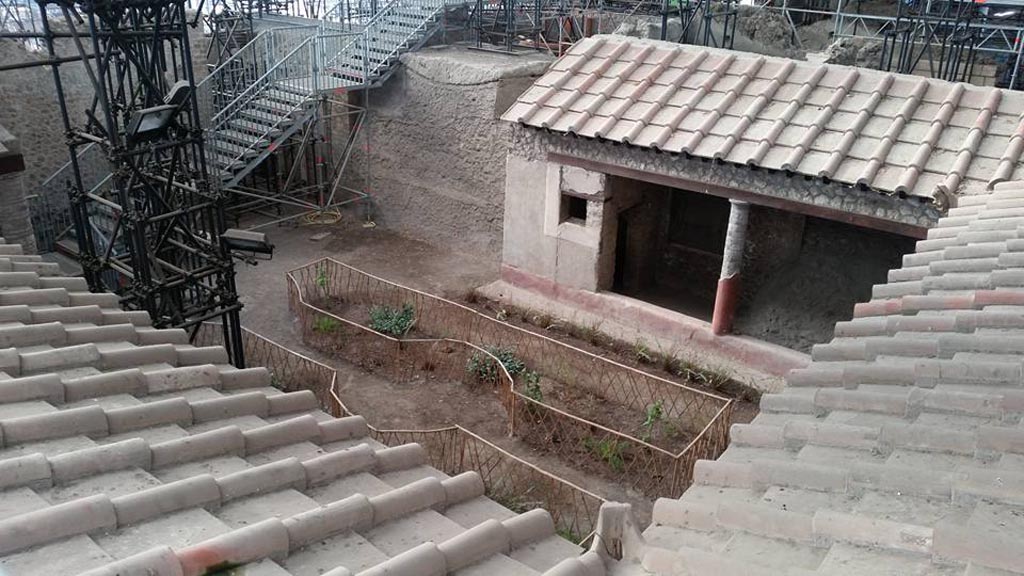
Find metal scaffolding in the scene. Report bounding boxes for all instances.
[754,0,1024,89]
[12,0,247,364]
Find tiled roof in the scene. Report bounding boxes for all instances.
[632,182,1024,575]
[0,242,583,575]
[502,36,1024,205]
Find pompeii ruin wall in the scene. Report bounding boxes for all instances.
[340,45,552,258]
[0,23,211,253]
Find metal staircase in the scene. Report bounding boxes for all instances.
[199,0,449,189]
[29,0,454,253]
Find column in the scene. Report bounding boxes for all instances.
[711,200,749,336]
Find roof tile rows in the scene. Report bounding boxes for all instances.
[0,242,584,576]
[634,182,1024,575]
[503,36,1024,205]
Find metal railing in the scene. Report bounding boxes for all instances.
[199,26,323,176]
[322,0,387,29]
[319,0,444,82]
[193,321,604,541]
[27,142,116,254]
[287,257,734,498]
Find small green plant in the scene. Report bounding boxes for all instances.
[556,527,584,545]
[533,312,555,330]
[490,346,526,377]
[315,263,329,293]
[492,491,530,514]
[313,315,340,333]
[466,346,526,383]
[643,400,664,429]
[584,436,625,472]
[523,370,543,403]
[640,400,664,442]
[633,339,653,364]
[677,358,732,391]
[269,371,283,389]
[368,303,415,336]
[567,320,604,346]
[467,353,498,383]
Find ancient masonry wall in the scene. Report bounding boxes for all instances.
[0,26,210,253]
[341,46,551,258]
[0,38,93,214]
[0,125,34,251]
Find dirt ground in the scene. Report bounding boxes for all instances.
[234,214,761,524]
[234,218,663,521]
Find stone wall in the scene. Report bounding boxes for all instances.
[0,23,211,254]
[0,38,93,211]
[342,46,551,258]
[735,216,915,352]
[0,125,34,251]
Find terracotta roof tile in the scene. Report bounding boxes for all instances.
[0,238,583,575]
[618,181,1024,575]
[504,37,1024,201]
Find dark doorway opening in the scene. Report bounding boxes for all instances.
[608,178,730,322]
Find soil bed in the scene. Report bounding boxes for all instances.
[529,375,693,453]
[312,294,717,492]
[316,293,755,428]
[462,294,760,425]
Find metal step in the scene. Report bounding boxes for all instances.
[210,137,259,159]
[238,107,291,126]
[265,88,308,105]
[251,97,298,116]
[227,118,284,138]
[214,128,266,148]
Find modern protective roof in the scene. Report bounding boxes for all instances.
[0,241,583,576]
[632,182,1024,575]
[503,36,1024,206]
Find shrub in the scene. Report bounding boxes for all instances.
[313,315,340,333]
[640,400,664,443]
[584,436,625,472]
[315,263,329,292]
[368,303,415,336]
[523,370,543,403]
[633,339,653,364]
[466,346,526,383]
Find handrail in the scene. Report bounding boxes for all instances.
[210,35,317,128]
[197,28,271,90]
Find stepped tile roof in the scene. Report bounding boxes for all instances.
[503,36,1024,206]
[638,182,1024,575]
[0,241,582,576]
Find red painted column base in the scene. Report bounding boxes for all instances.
[711,275,740,336]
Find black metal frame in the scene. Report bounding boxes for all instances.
[31,0,246,365]
[880,0,980,83]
